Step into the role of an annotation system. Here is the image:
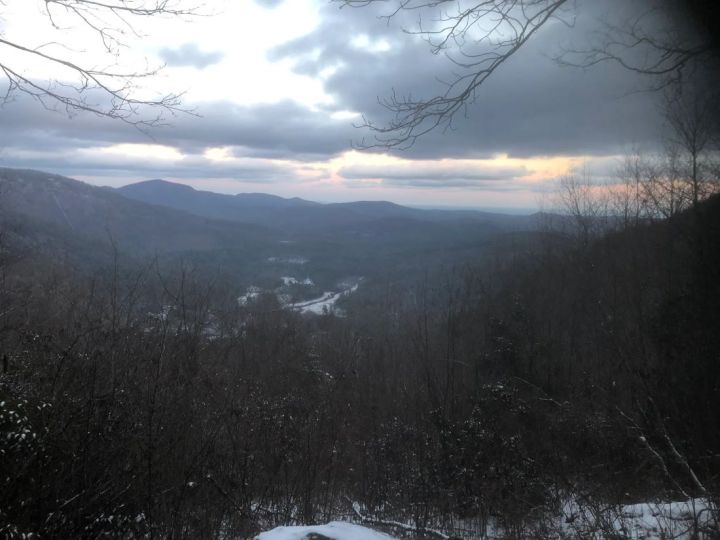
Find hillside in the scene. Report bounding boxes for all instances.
[118,179,320,225]
[117,178,540,235]
[0,168,547,291]
[0,168,278,266]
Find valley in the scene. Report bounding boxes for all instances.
[0,167,539,320]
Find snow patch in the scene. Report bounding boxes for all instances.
[561,498,716,539]
[255,521,395,540]
[288,280,361,316]
[238,286,262,306]
[281,276,315,286]
[268,257,309,265]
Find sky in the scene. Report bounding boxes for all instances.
[0,0,668,209]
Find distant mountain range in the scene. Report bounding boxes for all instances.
[0,168,546,282]
[0,168,276,263]
[118,179,320,221]
[117,178,539,234]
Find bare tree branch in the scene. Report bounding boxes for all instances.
[0,0,200,127]
[337,0,570,149]
[337,0,719,149]
[555,3,715,92]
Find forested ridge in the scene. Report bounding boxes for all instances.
[1,170,718,537]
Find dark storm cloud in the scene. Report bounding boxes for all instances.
[0,93,343,183]
[271,0,666,159]
[177,101,351,159]
[0,92,354,162]
[158,43,224,69]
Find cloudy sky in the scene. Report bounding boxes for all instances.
[0,0,666,209]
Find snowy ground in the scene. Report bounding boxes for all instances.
[288,282,360,315]
[255,522,394,540]
[561,498,716,539]
[237,278,360,314]
[253,499,717,540]
[237,286,262,306]
[281,276,314,286]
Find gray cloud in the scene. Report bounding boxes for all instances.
[159,43,224,69]
[0,147,299,184]
[0,93,354,161]
[0,95,329,183]
[270,0,666,160]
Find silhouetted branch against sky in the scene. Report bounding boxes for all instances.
[556,1,719,90]
[335,0,720,149]
[0,0,199,127]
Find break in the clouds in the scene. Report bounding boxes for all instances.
[338,162,529,189]
[0,0,680,207]
[159,43,224,69]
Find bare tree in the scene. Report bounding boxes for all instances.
[663,85,720,209]
[641,145,689,219]
[556,169,610,244]
[610,148,654,227]
[336,0,719,148]
[610,87,720,221]
[0,0,198,126]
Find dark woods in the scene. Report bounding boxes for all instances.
[1,175,719,538]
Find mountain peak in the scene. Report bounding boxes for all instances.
[124,179,196,191]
